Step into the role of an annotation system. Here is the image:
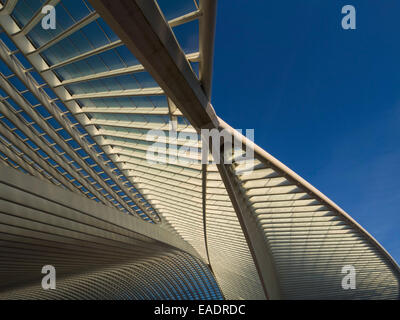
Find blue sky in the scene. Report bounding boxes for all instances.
[213,0,400,263]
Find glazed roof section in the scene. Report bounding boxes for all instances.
[0,0,177,222]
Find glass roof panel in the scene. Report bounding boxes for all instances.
[53,45,139,81]
[65,74,141,94]
[0,30,161,222]
[172,19,199,54]
[11,0,45,28]
[26,0,92,48]
[63,72,158,95]
[91,113,170,124]
[0,31,17,51]
[61,0,93,21]
[40,18,117,66]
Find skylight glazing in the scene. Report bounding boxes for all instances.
[0,21,160,222]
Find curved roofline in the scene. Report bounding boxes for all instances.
[218,117,400,277]
[0,162,202,260]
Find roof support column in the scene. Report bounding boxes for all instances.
[216,159,281,300]
[199,0,217,99]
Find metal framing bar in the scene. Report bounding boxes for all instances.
[199,0,217,99]
[0,0,18,14]
[169,10,202,28]
[76,107,170,115]
[66,87,164,101]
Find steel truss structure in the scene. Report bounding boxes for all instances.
[0,0,398,300]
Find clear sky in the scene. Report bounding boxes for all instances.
[212,0,400,264]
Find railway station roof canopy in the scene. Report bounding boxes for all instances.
[0,0,399,299]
